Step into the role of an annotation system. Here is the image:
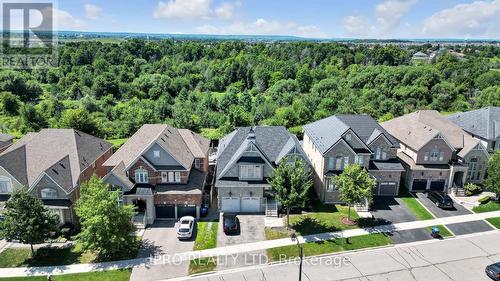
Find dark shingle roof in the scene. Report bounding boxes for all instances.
[448,107,500,141]
[304,114,398,155]
[216,126,305,179]
[0,129,112,193]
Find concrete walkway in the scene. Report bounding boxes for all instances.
[0,210,499,278]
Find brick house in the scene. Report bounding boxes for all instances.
[0,129,113,224]
[382,110,490,193]
[302,115,404,203]
[103,124,209,225]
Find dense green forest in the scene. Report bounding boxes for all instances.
[0,40,499,141]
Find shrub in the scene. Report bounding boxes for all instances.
[478,195,492,205]
[465,183,483,196]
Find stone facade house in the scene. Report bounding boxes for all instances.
[0,129,113,224]
[216,126,308,213]
[448,107,500,152]
[103,124,209,225]
[382,110,490,193]
[302,115,404,203]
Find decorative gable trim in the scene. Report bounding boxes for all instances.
[217,140,274,179]
[324,138,357,156]
[28,172,70,195]
[0,165,23,188]
[124,139,187,172]
[368,133,393,148]
[433,133,456,152]
[342,129,372,153]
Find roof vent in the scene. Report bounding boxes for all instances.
[161,138,166,142]
[52,169,59,175]
[75,131,81,136]
[247,127,256,140]
[59,163,66,169]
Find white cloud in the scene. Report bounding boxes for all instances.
[375,0,417,32]
[153,0,239,20]
[342,0,417,38]
[195,18,326,38]
[422,0,500,38]
[84,4,102,20]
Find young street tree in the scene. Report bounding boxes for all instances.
[335,164,375,223]
[75,176,136,259]
[0,189,58,255]
[486,150,500,201]
[269,158,312,228]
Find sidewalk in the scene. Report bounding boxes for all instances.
[0,210,499,278]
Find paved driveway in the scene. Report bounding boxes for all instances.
[371,197,418,224]
[414,192,471,217]
[371,197,431,244]
[446,220,494,236]
[216,214,266,271]
[131,221,196,281]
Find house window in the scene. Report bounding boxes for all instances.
[439,152,444,161]
[135,169,149,183]
[195,158,202,169]
[375,148,381,160]
[468,158,478,181]
[168,172,174,182]
[381,148,387,160]
[335,156,343,170]
[355,155,364,165]
[327,177,335,191]
[344,156,350,167]
[424,152,429,161]
[345,134,351,141]
[161,172,168,183]
[153,150,160,158]
[240,165,263,180]
[430,147,439,161]
[328,157,334,170]
[0,177,12,194]
[41,188,58,199]
[174,172,181,183]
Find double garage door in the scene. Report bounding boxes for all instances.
[221,197,260,213]
[155,204,197,219]
[375,182,398,196]
[411,179,446,192]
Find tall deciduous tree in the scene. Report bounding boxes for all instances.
[335,164,375,222]
[269,158,312,228]
[75,176,136,259]
[0,189,58,255]
[486,151,500,201]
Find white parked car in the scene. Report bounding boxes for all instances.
[177,216,195,240]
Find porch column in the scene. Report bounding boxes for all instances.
[196,206,200,219]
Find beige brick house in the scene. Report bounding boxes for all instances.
[0,129,113,224]
[382,110,490,193]
[302,115,404,203]
[103,124,209,225]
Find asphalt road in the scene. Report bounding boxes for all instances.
[181,231,500,281]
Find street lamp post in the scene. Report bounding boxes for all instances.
[290,233,303,281]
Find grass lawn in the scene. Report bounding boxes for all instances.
[426,225,453,237]
[486,217,500,229]
[0,269,131,281]
[399,188,434,220]
[265,226,291,240]
[267,233,392,262]
[288,204,361,235]
[0,240,140,268]
[473,201,500,213]
[107,138,128,149]
[189,221,218,275]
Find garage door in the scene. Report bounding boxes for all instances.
[430,180,446,191]
[412,179,427,191]
[221,197,240,212]
[155,205,175,219]
[377,182,398,196]
[178,205,197,218]
[241,197,260,212]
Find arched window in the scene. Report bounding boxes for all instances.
[135,169,149,184]
[0,177,12,194]
[41,188,58,199]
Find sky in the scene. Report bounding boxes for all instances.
[22,0,500,38]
